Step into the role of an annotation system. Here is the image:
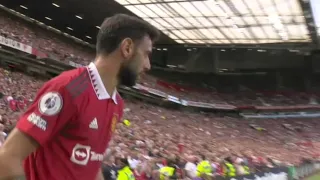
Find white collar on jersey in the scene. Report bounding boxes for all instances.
[87,62,117,104]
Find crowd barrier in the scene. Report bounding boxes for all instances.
[241,112,320,119]
[211,161,320,180]
[216,166,289,180]
[291,161,320,180]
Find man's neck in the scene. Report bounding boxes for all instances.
[94,56,120,96]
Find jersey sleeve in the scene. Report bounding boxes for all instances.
[16,79,77,146]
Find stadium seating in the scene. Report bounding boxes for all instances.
[0,10,317,107]
[0,11,319,178]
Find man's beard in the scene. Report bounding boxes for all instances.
[118,64,138,87]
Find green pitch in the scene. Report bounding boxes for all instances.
[306,172,320,180]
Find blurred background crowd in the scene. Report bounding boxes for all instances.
[0,6,320,180]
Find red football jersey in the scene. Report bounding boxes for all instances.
[16,63,124,180]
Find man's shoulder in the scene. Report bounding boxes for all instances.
[46,67,91,98]
[49,67,88,86]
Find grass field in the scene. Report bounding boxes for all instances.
[306,172,320,180]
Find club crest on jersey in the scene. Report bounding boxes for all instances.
[111,114,118,132]
[38,92,63,116]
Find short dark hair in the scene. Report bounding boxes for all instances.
[96,14,160,55]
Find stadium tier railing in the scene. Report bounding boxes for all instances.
[204,161,320,180]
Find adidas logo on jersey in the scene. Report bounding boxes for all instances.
[89,118,98,129]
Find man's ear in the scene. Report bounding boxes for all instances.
[120,38,135,60]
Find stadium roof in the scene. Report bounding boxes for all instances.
[115,0,314,44]
[0,0,318,48]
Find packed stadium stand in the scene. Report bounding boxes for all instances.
[0,10,95,64]
[0,0,320,179]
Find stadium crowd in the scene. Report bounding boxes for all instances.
[140,73,316,106]
[0,10,320,180]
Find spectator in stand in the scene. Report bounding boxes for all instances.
[133,163,148,180]
[185,156,198,179]
[222,157,236,178]
[211,157,223,176]
[196,154,213,178]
